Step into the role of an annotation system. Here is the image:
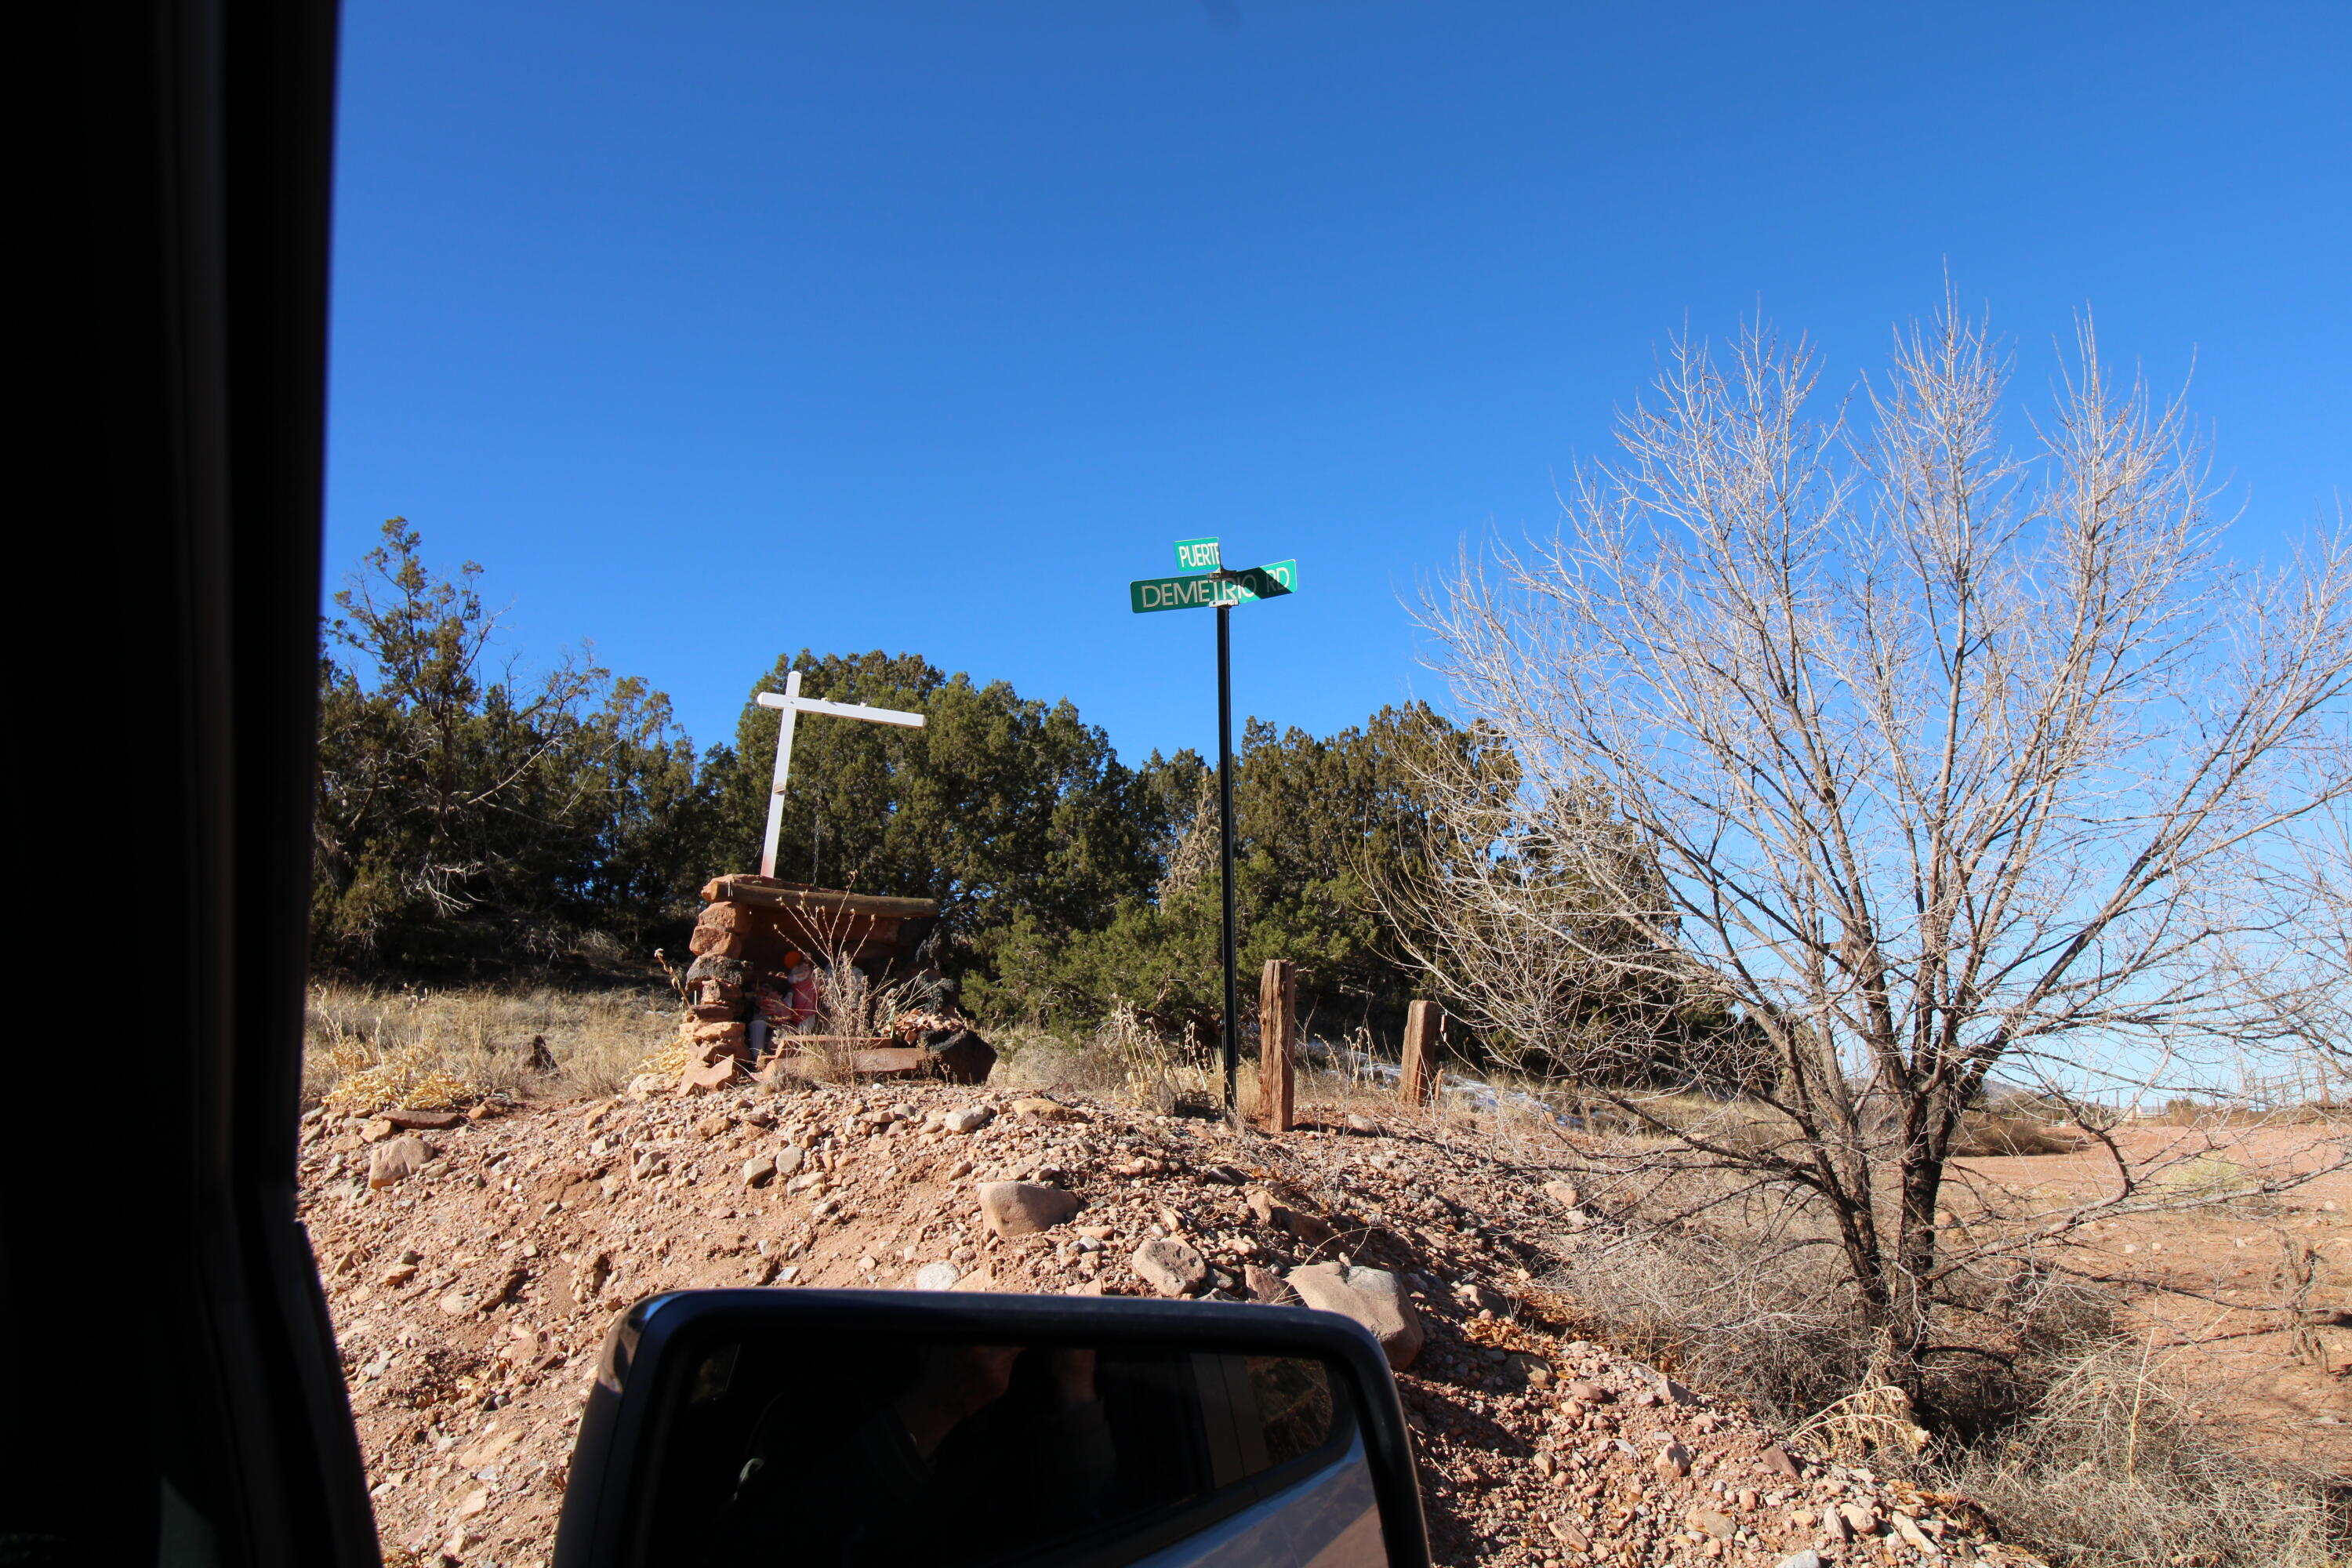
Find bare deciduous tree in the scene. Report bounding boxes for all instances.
[1403,299,2352,1373]
[2220,788,2352,1104]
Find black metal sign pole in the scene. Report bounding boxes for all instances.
[1216,600,1240,1112]
[1130,548,1292,1114]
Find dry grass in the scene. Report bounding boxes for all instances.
[984,1021,1113,1093]
[630,1032,701,1085]
[316,1043,481,1116]
[2147,1152,2259,1200]
[1537,1207,1879,1423]
[303,979,676,1110]
[1928,1339,2347,1568]
[993,1004,1229,1116]
[808,958,916,1040]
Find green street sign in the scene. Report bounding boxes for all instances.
[1129,559,1298,613]
[1174,536,1221,571]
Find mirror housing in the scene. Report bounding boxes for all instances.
[553,1289,1430,1568]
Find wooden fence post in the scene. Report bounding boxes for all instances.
[1399,999,1440,1106]
[1255,959,1296,1131]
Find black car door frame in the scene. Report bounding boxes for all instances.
[12,2,379,1564]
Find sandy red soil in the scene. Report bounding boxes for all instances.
[1950,1122,2350,1477]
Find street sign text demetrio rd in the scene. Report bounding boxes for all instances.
[1129,559,1298,613]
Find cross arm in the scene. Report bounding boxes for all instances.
[753,679,925,878]
[755,691,926,728]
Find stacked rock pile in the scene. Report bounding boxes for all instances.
[650,874,995,1097]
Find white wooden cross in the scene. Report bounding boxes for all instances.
[754,670,927,879]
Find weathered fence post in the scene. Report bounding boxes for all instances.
[1255,959,1296,1131]
[1399,999,1440,1106]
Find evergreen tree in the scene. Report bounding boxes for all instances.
[311,519,723,969]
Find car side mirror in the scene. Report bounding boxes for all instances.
[552,1288,1430,1568]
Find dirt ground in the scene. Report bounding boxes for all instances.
[1948,1123,2352,1477]
[300,1077,2045,1568]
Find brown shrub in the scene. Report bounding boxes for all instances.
[1949,1110,2086,1157]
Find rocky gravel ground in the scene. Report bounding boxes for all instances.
[299,1079,2043,1568]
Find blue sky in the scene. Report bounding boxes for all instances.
[325,2,2350,767]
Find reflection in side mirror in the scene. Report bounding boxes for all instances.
[684,1338,1356,1565]
[554,1290,1429,1568]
